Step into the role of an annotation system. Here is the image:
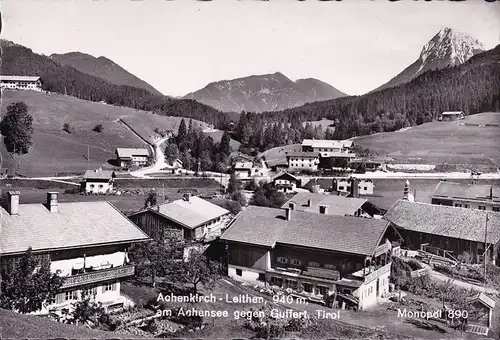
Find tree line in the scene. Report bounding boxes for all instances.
[163,118,233,173]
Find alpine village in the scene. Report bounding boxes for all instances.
[1,20,500,340]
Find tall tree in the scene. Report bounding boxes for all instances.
[178,248,220,294]
[0,248,64,313]
[0,102,34,155]
[219,131,231,156]
[144,190,158,209]
[176,118,188,151]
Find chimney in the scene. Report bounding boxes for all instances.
[6,191,20,215]
[46,192,59,213]
[350,177,360,198]
[319,205,328,215]
[307,199,311,207]
[288,202,296,210]
[403,180,410,201]
[284,207,291,220]
[184,193,191,202]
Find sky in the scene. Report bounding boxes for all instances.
[1,0,500,97]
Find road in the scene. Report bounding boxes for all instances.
[128,136,170,178]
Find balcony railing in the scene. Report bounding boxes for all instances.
[349,262,391,284]
[61,265,135,289]
[271,265,340,281]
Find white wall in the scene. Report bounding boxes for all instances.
[452,200,499,211]
[288,157,319,171]
[355,270,391,310]
[85,181,113,194]
[228,265,265,283]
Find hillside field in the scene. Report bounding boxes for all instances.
[0,91,237,177]
[302,118,335,131]
[355,112,500,168]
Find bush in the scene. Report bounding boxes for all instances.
[407,258,423,271]
[93,124,104,132]
[63,123,72,133]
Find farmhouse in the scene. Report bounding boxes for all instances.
[163,159,183,174]
[301,139,354,156]
[220,206,399,310]
[439,111,465,121]
[82,169,115,194]
[128,194,231,242]
[282,192,384,219]
[115,148,150,167]
[286,152,320,172]
[0,191,149,314]
[430,181,500,212]
[233,162,253,179]
[266,158,289,172]
[0,75,42,91]
[272,173,302,193]
[384,200,500,265]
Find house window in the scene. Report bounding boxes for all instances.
[324,264,337,270]
[286,279,297,289]
[291,259,301,266]
[83,286,98,297]
[271,276,282,286]
[308,261,320,267]
[465,204,470,208]
[90,184,95,188]
[479,206,486,210]
[98,184,103,189]
[364,187,368,191]
[317,285,328,296]
[493,207,500,212]
[65,291,78,301]
[343,288,352,294]
[104,282,116,292]
[303,283,313,293]
[277,257,288,264]
[258,273,266,281]
[338,186,344,191]
[454,203,462,207]
[236,269,242,277]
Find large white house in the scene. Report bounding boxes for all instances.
[0,75,43,91]
[286,152,320,171]
[115,148,151,167]
[0,191,150,315]
[301,139,353,156]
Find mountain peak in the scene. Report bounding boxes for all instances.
[374,28,485,92]
[184,72,346,112]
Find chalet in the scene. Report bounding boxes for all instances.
[115,148,150,167]
[0,75,42,91]
[282,192,384,219]
[286,152,320,172]
[230,152,254,165]
[82,169,115,194]
[301,139,353,156]
[439,111,465,121]
[266,158,289,172]
[163,159,183,174]
[272,173,302,193]
[128,194,231,242]
[220,206,399,310]
[333,177,374,196]
[233,162,253,179]
[349,158,384,172]
[0,191,149,314]
[384,200,500,265]
[430,181,500,212]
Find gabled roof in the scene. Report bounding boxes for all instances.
[384,200,500,244]
[0,201,149,255]
[273,172,300,183]
[83,169,115,180]
[230,152,254,162]
[135,196,230,229]
[283,192,367,216]
[467,293,495,309]
[221,206,389,256]
[286,152,320,158]
[265,158,288,167]
[431,181,499,203]
[115,148,150,158]
[441,111,464,115]
[0,75,41,82]
[302,139,343,149]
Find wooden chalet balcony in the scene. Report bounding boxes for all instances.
[271,265,340,281]
[61,265,135,289]
[349,262,391,284]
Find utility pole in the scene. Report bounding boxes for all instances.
[162,182,165,204]
[87,145,90,169]
[484,213,489,283]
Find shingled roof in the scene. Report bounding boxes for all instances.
[431,181,499,203]
[282,192,367,216]
[115,148,150,159]
[384,200,500,244]
[221,206,389,256]
[83,169,115,180]
[155,196,230,229]
[0,201,149,255]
